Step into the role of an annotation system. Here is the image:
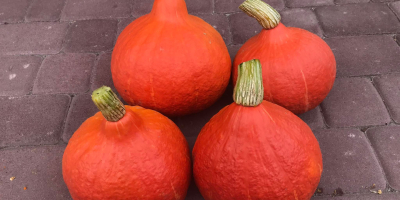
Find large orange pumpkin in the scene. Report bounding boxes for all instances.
[193,60,323,200]
[233,0,336,114]
[111,0,231,117]
[62,86,191,200]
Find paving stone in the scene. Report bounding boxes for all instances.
[0,95,70,147]
[215,0,285,14]
[320,77,390,128]
[0,145,71,199]
[26,0,65,22]
[335,0,370,4]
[396,34,400,46]
[390,1,400,17]
[313,128,386,195]
[117,17,135,37]
[131,0,153,16]
[90,53,117,93]
[367,126,400,191]
[186,136,198,153]
[186,178,204,200]
[63,19,118,53]
[0,0,30,24]
[297,106,326,130]
[196,14,232,45]
[61,0,131,21]
[325,35,400,77]
[62,94,99,142]
[132,0,213,17]
[281,8,324,37]
[0,55,42,96]
[285,0,334,8]
[0,22,69,55]
[33,53,96,94]
[228,45,242,64]
[373,74,400,123]
[311,193,400,199]
[315,3,400,37]
[229,12,262,44]
[375,0,396,2]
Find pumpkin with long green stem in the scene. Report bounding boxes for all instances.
[233,0,336,114]
[193,60,323,200]
[62,86,191,200]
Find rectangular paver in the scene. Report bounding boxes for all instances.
[0,55,42,96]
[0,145,71,200]
[229,13,263,44]
[90,53,116,92]
[227,45,242,64]
[196,14,232,45]
[335,0,370,4]
[390,1,400,18]
[0,22,69,55]
[311,193,400,199]
[0,0,30,24]
[320,77,391,128]
[117,17,135,37]
[215,0,285,13]
[297,106,326,130]
[0,94,70,147]
[316,3,400,37]
[281,8,324,37]
[285,0,334,8]
[26,0,65,22]
[33,53,96,94]
[186,0,213,14]
[373,74,400,123]
[325,35,400,77]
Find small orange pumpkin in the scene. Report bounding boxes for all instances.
[62,86,191,200]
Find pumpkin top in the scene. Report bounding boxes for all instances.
[92,86,126,122]
[233,59,264,107]
[239,0,281,30]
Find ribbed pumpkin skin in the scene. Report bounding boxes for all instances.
[193,101,323,200]
[62,106,191,200]
[233,23,336,114]
[111,0,231,117]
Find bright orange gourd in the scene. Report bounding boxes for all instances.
[111,0,231,117]
[193,60,323,200]
[62,86,191,200]
[233,0,336,114]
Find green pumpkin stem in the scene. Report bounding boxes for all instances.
[233,59,264,107]
[239,0,281,30]
[92,86,126,122]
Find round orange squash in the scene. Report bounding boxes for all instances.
[193,60,323,200]
[233,0,336,114]
[62,86,191,200]
[111,0,231,117]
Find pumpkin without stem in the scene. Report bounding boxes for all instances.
[111,0,231,117]
[62,86,191,200]
[193,60,323,200]
[233,0,336,114]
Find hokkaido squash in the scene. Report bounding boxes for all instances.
[193,60,323,200]
[111,0,231,117]
[233,0,336,114]
[62,86,191,200]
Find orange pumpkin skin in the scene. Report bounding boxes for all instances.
[233,23,336,114]
[193,101,323,200]
[111,0,231,117]
[62,106,191,200]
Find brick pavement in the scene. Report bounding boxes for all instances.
[0,0,400,199]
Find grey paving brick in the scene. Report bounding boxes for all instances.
[367,126,400,191]
[325,35,400,77]
[132,0,213,17]
[227,45,242,64]
[131,0,153,16]
[311,193,400,199]
[298,106,326,130]
[229,12,262,44]
[374,0,396,2]
[0,22,69,55]
[320,77,391,128]
[390,1,400,18]
[0,94,70,147]
[62,94,98,142]
[373,74,400,123]
[63,19,118,53]
[0,55,42,96]
[335,0,370,4]
[281,8,324,37]
[0,0,30,24]
[33,53,95,94]
[215,0,285,14]
[286,0,334,8]
[90,53,116,92]
[315,3,400,37]
[314,129,386,195]
[26,0,65,22]
[117,17,135,37]
[196,14,232,45]
[61,0,131,21]
[0,145,71,200]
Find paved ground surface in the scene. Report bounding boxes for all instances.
[1,0,400,199]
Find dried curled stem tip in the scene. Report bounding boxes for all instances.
[239,0,281,30]
[92,86,126,122]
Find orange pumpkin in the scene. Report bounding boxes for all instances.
[62,86,191,200]
[233,0,336,114]
[193,60,323,200]
[111,0,231,117]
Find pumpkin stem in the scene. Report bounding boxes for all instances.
[92,86,126,122]
[239,0,281,30]
[233,59,264,107]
